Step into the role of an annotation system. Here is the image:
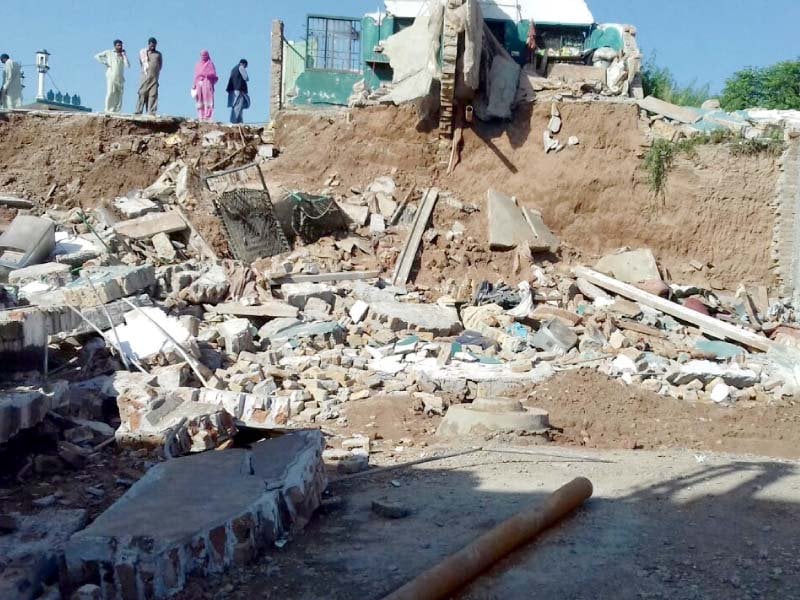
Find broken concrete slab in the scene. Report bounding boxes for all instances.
[595,249,660,284]
[265,321,345,346]
[667,360,759,389]
[116,394,238,457]
[40,265,156,309]
[178,265,229,305]
[521,207,560,253]
[339,203,370,227]
[638,96,702,124]
[258,317,301,341]
[487,189,531,250]
[113,211,187,240]
[65,431,326,599]
[151,232,177,262]
[487,189,551,251]
[114,196,159,219]
[8,262,72,288]
[369,301,463,337]
[0,382,68,444]
[116,307,195,363]
[208,302,298,319]
[0,509,88,600]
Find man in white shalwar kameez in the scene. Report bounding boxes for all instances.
[0,54,23,109]
[95,40,130,113]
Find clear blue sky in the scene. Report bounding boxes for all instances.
[3,0,799,121]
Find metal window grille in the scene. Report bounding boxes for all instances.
[306,16,362,73]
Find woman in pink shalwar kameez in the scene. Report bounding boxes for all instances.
[192,50,218,121]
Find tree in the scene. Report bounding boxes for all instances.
[641,57,710,107]
[721,60,800,110]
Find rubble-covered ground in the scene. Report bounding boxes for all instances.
[1,105,800,600]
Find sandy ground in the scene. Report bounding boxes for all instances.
[178,446,800,600]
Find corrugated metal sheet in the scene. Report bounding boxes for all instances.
[383,0,594,25]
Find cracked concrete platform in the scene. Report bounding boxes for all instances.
[65,430,326,599]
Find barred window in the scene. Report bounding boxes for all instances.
[306,16,362,73]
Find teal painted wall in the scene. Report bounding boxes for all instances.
[587,27,623,52]
[292,70,363,106]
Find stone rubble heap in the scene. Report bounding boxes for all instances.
[2,166,799,599]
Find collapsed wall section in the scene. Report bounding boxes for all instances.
[268,103,781,289]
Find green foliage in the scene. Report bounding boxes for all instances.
[641,58,711,107]
[644,139,675,195]
[721,60,800,111]
[644,131,784,195]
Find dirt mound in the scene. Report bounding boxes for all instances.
[0,112,261,209]
[269,103,780,289]
[527,369,800,459]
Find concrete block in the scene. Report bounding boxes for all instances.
[151,232,177,262]
[281,282,336,310]
[218,318,254,354]
[349,300,369,323]
[369,301,463,337]
[339,202,369,227]
[65,431,326,599]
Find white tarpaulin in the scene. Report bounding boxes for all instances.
[384,0,594,25]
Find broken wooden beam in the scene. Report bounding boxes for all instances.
[391,188,439,287]
[574,267,773,352]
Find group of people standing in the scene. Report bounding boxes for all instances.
[94,38,250,123]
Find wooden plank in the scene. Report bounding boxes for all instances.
[271,270,381,286]
[113,211,186,240]
[612,318,666,339]
[574,267,773,352]
[205,302,298,319]
[638,96,702,124]
[391,188,439,287]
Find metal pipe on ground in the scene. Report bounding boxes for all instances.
[380,477,593,600]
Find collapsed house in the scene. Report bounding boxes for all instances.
[273,0,642,139]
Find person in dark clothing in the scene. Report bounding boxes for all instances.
[226,59,250,124]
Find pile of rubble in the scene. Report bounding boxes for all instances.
[2,160,800,598]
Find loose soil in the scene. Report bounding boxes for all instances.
[269,103,780,289]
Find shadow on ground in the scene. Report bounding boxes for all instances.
[177,449,800,600]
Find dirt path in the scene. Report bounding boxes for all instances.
[178,447,800,600]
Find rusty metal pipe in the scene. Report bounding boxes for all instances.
[381,477,593,600]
